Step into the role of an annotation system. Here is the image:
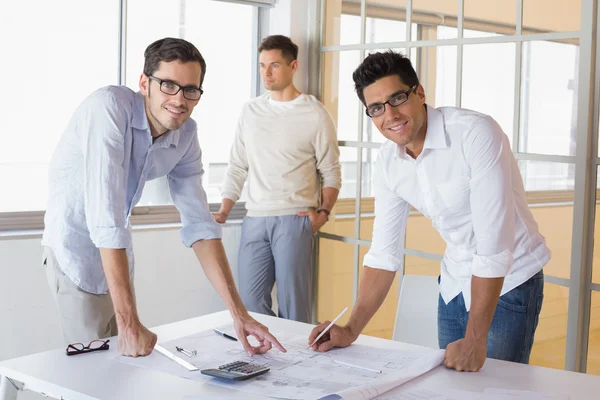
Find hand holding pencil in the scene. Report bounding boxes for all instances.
[308,307,358,352]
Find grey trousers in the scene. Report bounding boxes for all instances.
[43,247,132,345]
[238,215,315,323]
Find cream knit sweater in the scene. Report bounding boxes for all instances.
[222,93,341,216]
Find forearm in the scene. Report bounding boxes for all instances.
[320,187,339,212]
[346,266,396,336]
[219,198,235,216]
[465,276,505,342]
[99,248,139,326]
[192,239,247,318]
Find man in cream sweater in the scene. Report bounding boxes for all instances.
[213,35,341,323]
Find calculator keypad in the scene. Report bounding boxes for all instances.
[219,361,268,374]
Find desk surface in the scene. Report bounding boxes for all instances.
[1,311,599,400]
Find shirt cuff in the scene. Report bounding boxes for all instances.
[322,180,342,190]
[180,220,223,247]
[221,191,240,203]
[471,248,513,278]
[90,227,132,249]
[363,251,402,272]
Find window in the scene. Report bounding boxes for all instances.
[128,0,256,206]
[0,0,260,223]
[0,0,119,213]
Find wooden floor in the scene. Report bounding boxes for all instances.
[317,204,600,376]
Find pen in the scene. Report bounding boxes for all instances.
[307,306,349,350]
[175,346,197,358]
[333,359,382,374]
[214,328,238,341]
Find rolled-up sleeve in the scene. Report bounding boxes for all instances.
[363,155,409,271]
[314,107,342,190]
[81,91,132,249]
[465,117,516,278]
[168,134,222,247]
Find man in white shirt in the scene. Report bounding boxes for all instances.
[308,50,550,372]
[213,35,341,323]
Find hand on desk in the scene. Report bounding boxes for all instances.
[233,313,287,356]
[118,321,158,357]
[307,322,356,352]
[443,337,487,372]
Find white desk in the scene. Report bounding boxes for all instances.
[1,311,599,400]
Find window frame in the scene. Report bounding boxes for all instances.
[0,0,270,232]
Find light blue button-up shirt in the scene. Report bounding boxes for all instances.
[42,86,222,294]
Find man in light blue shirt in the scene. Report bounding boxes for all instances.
[42,37,285,357]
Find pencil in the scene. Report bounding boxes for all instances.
[307,306,349,349]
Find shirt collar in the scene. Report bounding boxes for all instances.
[394,104,449,160]
[422,104,450,150]
[132,91,149,131]
[157,129,180,148]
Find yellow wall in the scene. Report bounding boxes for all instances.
[317,204,600,374]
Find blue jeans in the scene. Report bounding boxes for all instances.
[438,270,544,364]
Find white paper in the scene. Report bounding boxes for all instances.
[373,387,569,400]
[483,388,569,400]
[373,387,479,400]
[115,326,444,400]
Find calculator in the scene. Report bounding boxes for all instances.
[201,360,270,381]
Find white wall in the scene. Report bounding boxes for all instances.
[0,224,242,362]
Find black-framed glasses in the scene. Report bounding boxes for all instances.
[66,339,110,356]
[148,75,203,101]
[365,84,418,118]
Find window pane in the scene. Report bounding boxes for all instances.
[317,238,355,325]
[518,40,579,157]
[0,0,119,212]
[365,16,415,44]
[359,148,378,241]
[530,283,568,370]
[463,0,515,37]
[413,0,458,39]
[127,0,255,205]
[462,42,516,146]
[523,0,580,34]
[359,245,400,339]
[587,291,600,375]
[323,1,361,46]
[360,148,378,199]
[518,160,575,192]
[339,147,359,200]
[322,51,362,142]
[431,44,458,108]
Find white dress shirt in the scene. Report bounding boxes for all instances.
[363,105,551,311]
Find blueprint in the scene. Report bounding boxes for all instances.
[116,326,444,400]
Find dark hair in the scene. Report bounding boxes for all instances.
[258,35,298,63]
[353,50,419,105]
[143,38,207,87]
